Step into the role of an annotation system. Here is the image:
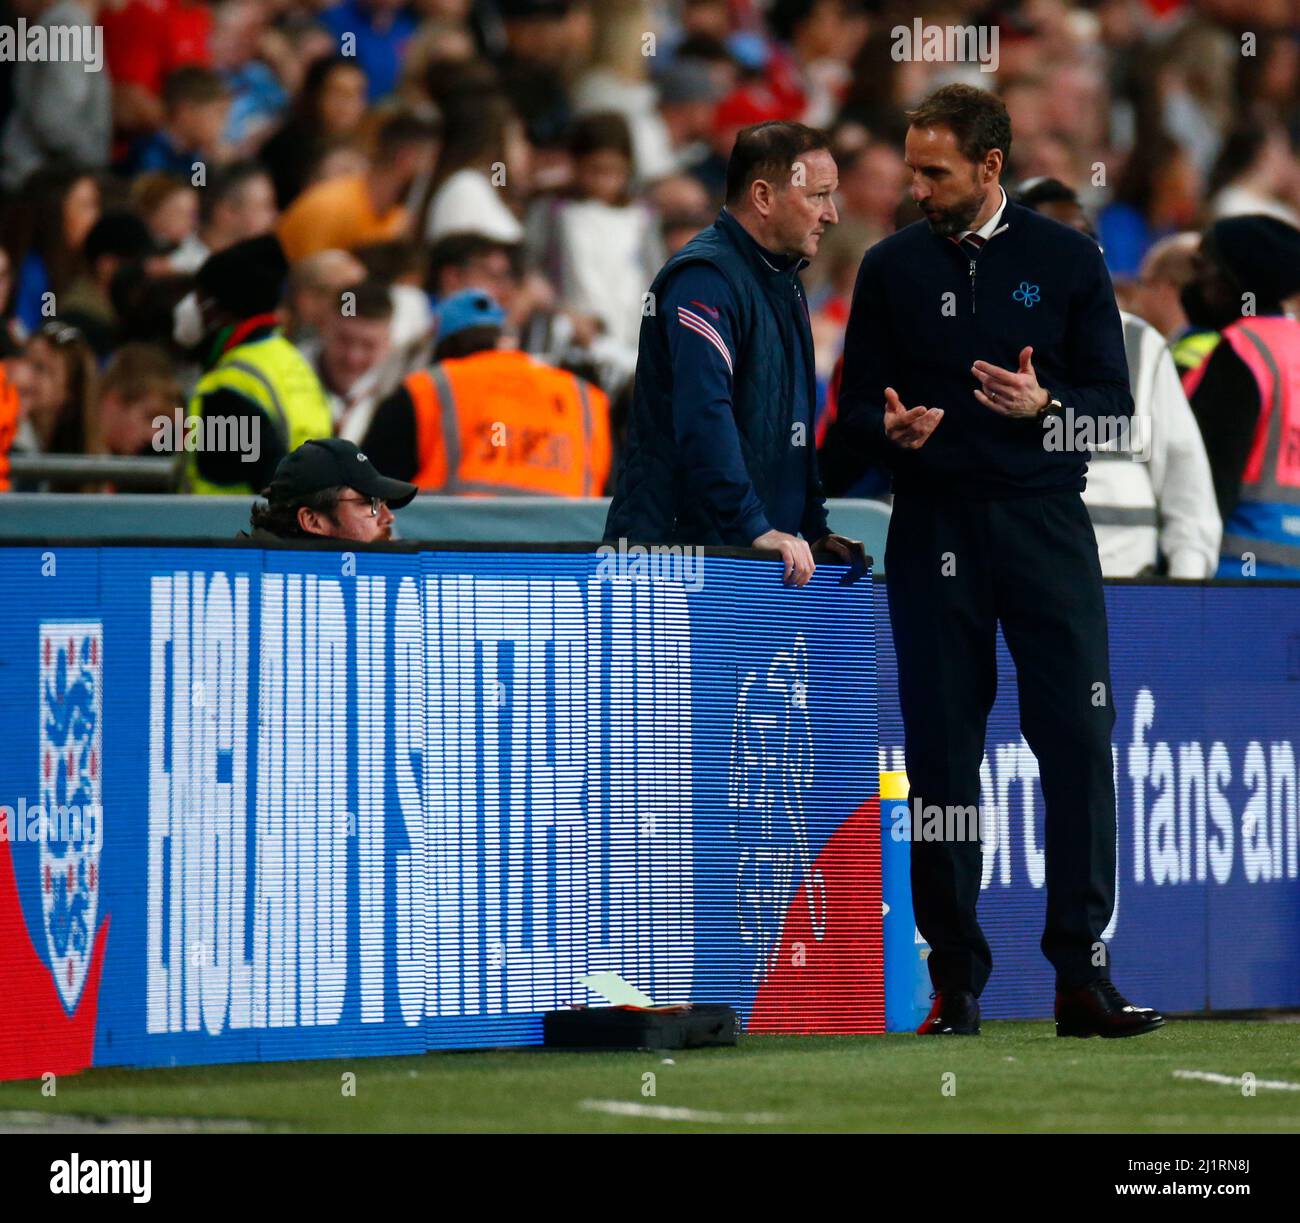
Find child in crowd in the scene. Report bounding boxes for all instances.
[94,344,183,460]
[526,112,661,393]
[128,67,232,177]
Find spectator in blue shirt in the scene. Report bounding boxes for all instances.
[1096,132,1198,280]
[8,167,102,338]
[207,0,289,154]
[128,67,231,178]
[318,0,416,102]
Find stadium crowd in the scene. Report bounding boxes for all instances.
[0,0,1297,575]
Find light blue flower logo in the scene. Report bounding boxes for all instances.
[1013,281,1041,308]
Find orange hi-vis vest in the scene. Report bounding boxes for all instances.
[403,349,611,496]
[0,362,19,492]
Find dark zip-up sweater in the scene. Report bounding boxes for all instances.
[835,200,1133,499]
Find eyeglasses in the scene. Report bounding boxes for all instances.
[36,321,83,347]
[337,493,385,517]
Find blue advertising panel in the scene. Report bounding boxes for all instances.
[0,543,879,1080]
[876,580,1300,1019]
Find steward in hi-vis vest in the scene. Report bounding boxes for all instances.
[1171,327,1220,382]
[0,358,19,492]
[177,234,332,495]
[361,289,611,496]
[1082,310,1219,577]
[1183,215,1300,576]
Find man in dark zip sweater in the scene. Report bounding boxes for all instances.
[833,85,1162,1039]
[604,121,862,585]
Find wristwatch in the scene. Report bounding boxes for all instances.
[1035,389,1063,421]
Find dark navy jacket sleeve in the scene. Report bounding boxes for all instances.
[1052,244,1134,424]
[660,263,772,544]
[836,246,891,466]
[799,454,829,542]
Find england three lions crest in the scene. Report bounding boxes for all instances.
[38,622,103,1012]
[727,634,826,983]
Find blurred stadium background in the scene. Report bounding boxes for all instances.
[0,0,1293,544]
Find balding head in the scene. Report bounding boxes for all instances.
[1135,231,1200,338]
[291,249,367,295]
[286,249,368,339]
[1139,232,1200,290]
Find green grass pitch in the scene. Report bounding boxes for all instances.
[1,1021,1296,1133]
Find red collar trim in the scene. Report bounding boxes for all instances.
[222,313,279,354]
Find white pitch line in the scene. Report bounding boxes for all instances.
[579,1099,783,1125]
[1173,1070,1300,1092]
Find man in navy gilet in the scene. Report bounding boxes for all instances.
[833,84,1164,1038]
[604,121,860,585]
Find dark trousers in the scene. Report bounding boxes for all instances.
[885,487,1117,994]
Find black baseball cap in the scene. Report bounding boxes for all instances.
[266,438,418,508]
[198,233,289,318]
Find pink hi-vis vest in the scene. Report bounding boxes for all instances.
[1184,316,1300,493]
[1184,315,1300,570]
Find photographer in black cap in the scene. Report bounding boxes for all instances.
[246,437,418,543]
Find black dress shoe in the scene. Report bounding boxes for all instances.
[1055,979,1165,1038]
[916,989,980,1035]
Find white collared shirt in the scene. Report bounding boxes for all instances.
[958,185,1008,242]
